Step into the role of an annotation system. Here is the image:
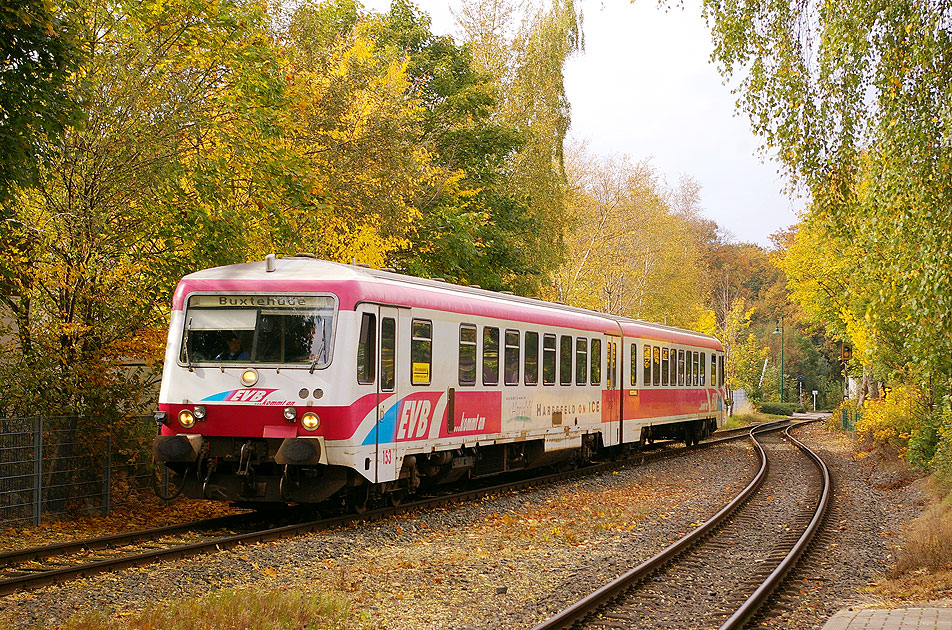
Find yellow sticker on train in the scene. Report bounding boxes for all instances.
[412,362,430,383]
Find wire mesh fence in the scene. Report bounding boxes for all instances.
[0,415,156,528]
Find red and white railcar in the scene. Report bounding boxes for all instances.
[153,255,726,507]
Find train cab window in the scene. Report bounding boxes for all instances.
[560,335,573,385]
[652,346,661,386]
[459,325,477,386]
[381,317,395,391]
[630,343,637,387]
[710,353,717,388]
[411,319,432,385]
[590,339,601,386]
[525,331,539,385]
[575,338,588,385]
[504,330,520,385]
[678,350,685,386]
[643,345,652,387]
[483,327,499,385]
[543,334,556,385]
[700,352,707,386]
[661,348,670,386]
[357,313,376,385]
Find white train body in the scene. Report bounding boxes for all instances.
[154,256,726,506]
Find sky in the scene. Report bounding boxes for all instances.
[364,0,802,246]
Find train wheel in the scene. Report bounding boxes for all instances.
[388,489,406,507]
[346,485,369,514]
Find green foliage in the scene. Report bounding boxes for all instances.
[758,402,802,416]
[63,587,358,630]
[0,0,84,204]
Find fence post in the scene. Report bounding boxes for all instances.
[104,434,112,514]
[32,416,43,526]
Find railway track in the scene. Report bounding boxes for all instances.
[529,419,830,630]
[0,419,791,596]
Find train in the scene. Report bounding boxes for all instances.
[153,254,727,510]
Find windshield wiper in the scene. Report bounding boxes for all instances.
[309,318,327,374]
[184,317,194,372]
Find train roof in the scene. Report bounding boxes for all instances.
[172,255,723,350]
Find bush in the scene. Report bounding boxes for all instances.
[758,402,803,416]
[855,385,924,456]
[894,502,952,573]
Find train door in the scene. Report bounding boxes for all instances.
[375,306,403,483]
[603,335,622,446]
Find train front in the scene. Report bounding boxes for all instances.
[152,259,357,505]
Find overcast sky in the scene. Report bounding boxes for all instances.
[365,0,802,246]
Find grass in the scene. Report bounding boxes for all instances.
[722,411,775,431]
[894,501,952,574]
[58,587,362,630]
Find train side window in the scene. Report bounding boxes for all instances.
[357,313,376,385]
[669,348,677,385]
[543,334,556,385]
[710,352,717,388]
[575,338,588,385]
[661,348,670,386]
[652,346,661,386]
[643,345,652,387]
[459,324,477,386]
[590,338,601,385]
[686,351,693,386]
[678,350,685,386]
[483,327,499,385]
[504,330,520,385]
[525,331,539,385]
[630,343,637,387]
[381,317,395,391]
[700,352,707,386]
[608,342,617,388]
[560,335,573,385]
[693,351,700,386]
[410,319,432,385]
[719,355,725,387]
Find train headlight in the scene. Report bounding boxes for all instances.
[240,368,258,387]
[193,405,206,420]
[301,412,320,431]
[283,406,297,422]
[178,409,196,429]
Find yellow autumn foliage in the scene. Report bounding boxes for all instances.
[855,385,924,454]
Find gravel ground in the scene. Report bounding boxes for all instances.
[0,423,930,629]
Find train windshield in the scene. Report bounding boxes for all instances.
[180,294,337,368]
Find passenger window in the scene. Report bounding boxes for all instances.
[693,352,700,386]
[710,352,716,388]
[504,329,520,385]
[630,343,637,387]
[661,348,670,386]
[669,348,677,385]
[700,352,707,386]
[411,319,432,385]
[720,355,725,387]
[560,335,573,385]
[590,339,601,385]
[678,350,685,386]
[525,331,539,385]
[575,338,588,385]
[643,345,652,387]
[459,324,477,386]
[652,346,661,386]
[357,313,376,385]
[687,351,694,386]
[381,317,395,391]
[543,334,556,385]
[483,327,499,385]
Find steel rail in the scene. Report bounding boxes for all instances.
[528,422,777,630]
[717,420,832,630]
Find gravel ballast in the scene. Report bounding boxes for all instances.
[0,423,927,629]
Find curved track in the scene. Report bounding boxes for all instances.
[0,421,779,596]
[530,420,830,630]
